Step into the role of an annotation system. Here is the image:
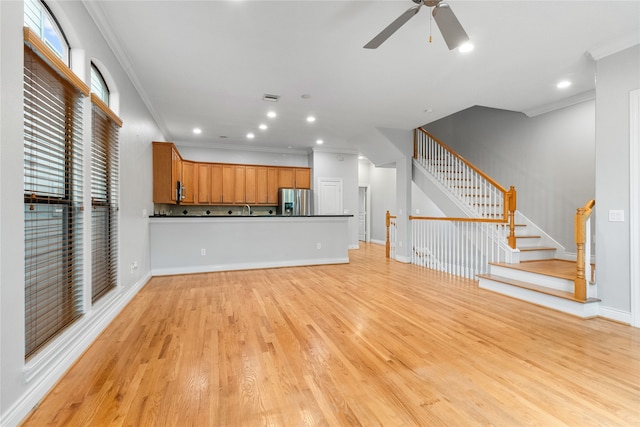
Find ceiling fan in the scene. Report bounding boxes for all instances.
[364,0,469,50]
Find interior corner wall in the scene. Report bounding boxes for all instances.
[313,150,359,248]
[423,101,596,254]
[1,1,164,424]
[595,45,640,315]
[358,161,396,244]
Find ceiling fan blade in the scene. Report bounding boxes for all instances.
[364,4,422,49]
[432,3,469,50]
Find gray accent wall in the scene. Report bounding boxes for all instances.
[424,101,596,254]
[595,45,640,314]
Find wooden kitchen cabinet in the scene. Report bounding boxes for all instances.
[197,163,210,204]
[278,168,294,189]
[294,168,311,189]
[152,142,182,204]
[245,166,258,204]
[267,168,278,204]
[233,165,245,204]
[222,164,235,204]
[278,167,311,190]
[181,161,197,204]
[210,164,223,204]
[153,142,312,206]
[255,167,269,204]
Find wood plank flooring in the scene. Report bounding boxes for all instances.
[21,243,640,426]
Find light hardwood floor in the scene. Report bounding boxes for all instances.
[21,243,640,426]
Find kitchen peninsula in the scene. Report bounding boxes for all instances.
[150,142,351,275]
[150,215,350,275]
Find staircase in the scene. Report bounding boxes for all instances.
[411,128,598,318]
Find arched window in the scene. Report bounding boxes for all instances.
[91,63,110,105]
[23,1,87,358]
[23,0,69,65]
[90,63,121,303]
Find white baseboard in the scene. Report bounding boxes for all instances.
[152,257,350,276]
[370,239,386,245]
[598,306,632,325]
[2,273,151,427]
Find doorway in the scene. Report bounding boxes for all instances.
[358,186,370,242]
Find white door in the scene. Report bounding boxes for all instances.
[317,178,343,215]
[358,187,366,241]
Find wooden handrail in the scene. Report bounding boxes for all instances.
[385,210,397,258]
[409,216,508,223]
[574,199,595,301]
[415,128,508,194]
[412,127,519,249]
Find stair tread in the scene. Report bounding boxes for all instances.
[489,259,577,280]
[515,235,542,239]
[477,273,600,303]
[517,246,557,252]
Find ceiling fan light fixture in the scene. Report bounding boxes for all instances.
[432,2,469,50]
[458,42,474,53]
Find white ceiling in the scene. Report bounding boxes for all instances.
[84,1,640,154]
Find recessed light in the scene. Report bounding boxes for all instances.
[557,80,571,89]
[247,133,255,139]
[267,111,277,118]
[316,139,323,145]
[193,128,202,134]
[459,42,474,53]
[306,116,316,123]
[259,124,268,130]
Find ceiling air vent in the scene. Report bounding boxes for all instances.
[263,94,280,102]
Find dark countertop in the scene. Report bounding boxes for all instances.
[150,214,353,218]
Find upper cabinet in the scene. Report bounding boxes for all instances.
[152,142,182,204]
[152,142,311,205]
[181,161,197,205]
[278,167,311,189]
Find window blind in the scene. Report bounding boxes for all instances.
[24,44,85,358]
[91,95,120,302]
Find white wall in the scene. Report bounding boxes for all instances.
[358,161,396,244]
[312,149,359,248]
[595,45,640,318]
[1,2,163,424]
[424,101,596,253]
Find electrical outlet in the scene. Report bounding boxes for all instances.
[201,248,206,256]
[316,243,321,249]
[399,241,403,248]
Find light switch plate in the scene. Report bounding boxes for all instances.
[608,210,625,222]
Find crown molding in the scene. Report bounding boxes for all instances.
[588,34,640,61]
[81,0,171,139]
[523,90,595,118]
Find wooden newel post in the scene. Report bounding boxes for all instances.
[507,186,517,249]
[385,210,391,258]
[574,207,587,302]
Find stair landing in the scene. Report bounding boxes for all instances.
[492,259,577,280]
[477,259,600,318]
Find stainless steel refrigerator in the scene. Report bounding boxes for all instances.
[277,188,312,216]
